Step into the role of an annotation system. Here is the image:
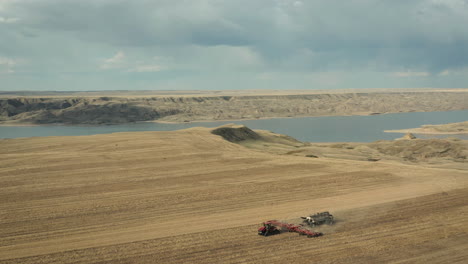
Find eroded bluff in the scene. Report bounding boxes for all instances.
[1,92,467,124]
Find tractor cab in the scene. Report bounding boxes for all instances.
[258,222,280,236]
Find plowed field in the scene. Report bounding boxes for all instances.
[1,128,467,263]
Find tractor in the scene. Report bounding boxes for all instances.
[301,211,334,227]
[258,222,280,236]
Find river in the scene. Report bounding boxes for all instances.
[0,110,467,142]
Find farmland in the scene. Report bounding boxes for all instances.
[1,126,467,263]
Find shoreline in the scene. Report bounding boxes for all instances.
[384,129,468,135]
[384,120,468,135]
[2,88,468,98]
[0,110,465,127]
[0,111,411,127]
[145,111,381,125]
[0,122,41,127]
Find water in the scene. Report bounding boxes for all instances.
[0,110,467,142]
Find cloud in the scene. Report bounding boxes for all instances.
[293,1,303,7]
[6,1,468,71]
[1,0,468,89]
[0,0,15,11]
[0,57,16,65]
[0,56,20,73]
[437,67,468,76]
[393,71,430,77]
[182,45,263,71]
[100,51,125,70]
[100,51,164,72]
[128,65,162,73]
[439,70,450,76]
[0,16,18,23]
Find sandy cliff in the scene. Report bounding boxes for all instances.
[1,91,467,125]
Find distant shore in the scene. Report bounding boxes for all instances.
[385,121,468,135]
[385,129,468,135]
[1,89,467,125]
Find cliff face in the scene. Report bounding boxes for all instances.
[0,97,180,124]
[1,92,467,124]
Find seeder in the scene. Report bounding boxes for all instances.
[258,220,323,238]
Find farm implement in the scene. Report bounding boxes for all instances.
[258,220,323,238]
[301,211,335,227]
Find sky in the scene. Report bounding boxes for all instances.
[1,0,468,91]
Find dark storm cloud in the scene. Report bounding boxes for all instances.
[6,0,250,46]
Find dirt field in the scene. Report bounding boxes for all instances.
[1,127,468,263]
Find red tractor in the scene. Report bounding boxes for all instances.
[258,222,281,236]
